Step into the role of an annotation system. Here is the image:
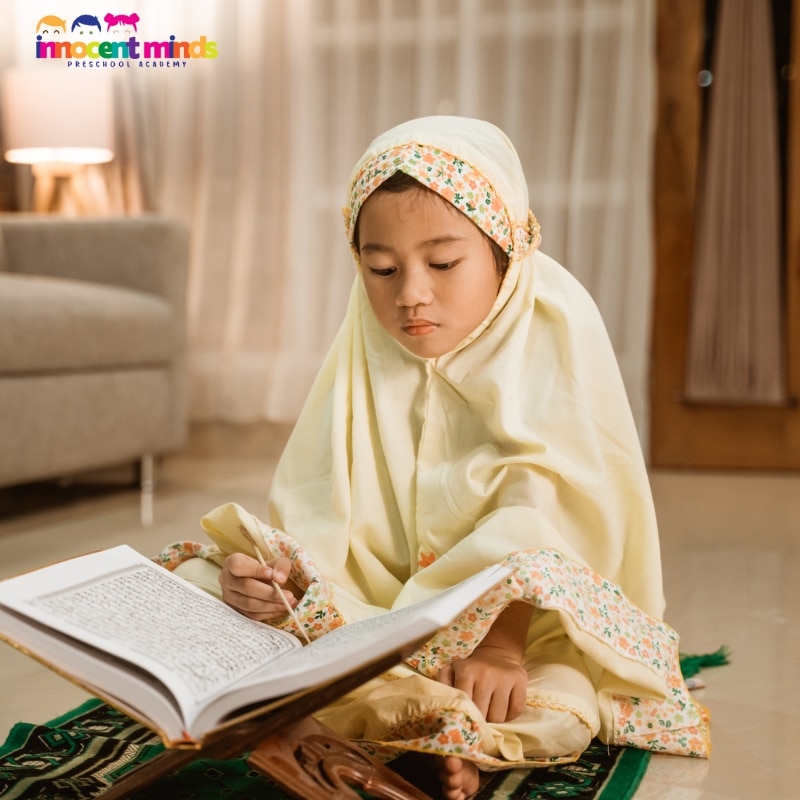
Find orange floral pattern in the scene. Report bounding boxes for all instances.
[409,550,678,677]
[610,670,713,757]
[153,540,219,570]
[344,143,541,261]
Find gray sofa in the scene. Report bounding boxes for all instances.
[0,215,189,516]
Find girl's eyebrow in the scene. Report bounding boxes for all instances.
[359,242,392,254]
[360,235,466,253]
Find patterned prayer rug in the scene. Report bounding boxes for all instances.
[0,698,650,800]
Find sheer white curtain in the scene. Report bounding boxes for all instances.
[3,0,655,439]
[685,0,785,404]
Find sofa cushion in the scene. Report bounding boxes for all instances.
[0,273,178,374]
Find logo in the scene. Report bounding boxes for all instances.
[35,12,218,69]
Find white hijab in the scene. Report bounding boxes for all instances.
[268,116,664,623]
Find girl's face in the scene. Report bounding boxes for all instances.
[357,186,502,358]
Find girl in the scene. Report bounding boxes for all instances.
[162,116,710,800]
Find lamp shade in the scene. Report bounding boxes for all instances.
[1,69,114,165]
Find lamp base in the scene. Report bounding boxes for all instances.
[31,162,108,215]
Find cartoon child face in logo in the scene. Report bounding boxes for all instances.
[71,15,102,35]
[104,12,140,35]
[36,15,67,40]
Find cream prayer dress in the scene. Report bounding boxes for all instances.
[160,116,711,769]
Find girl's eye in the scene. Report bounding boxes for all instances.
[368,267,395,277]
[430,262,455,271]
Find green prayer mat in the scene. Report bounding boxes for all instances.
[0,699,650,800]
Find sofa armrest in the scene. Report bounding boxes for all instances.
[0,214,189,313]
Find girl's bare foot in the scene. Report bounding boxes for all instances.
[438,755,479,800]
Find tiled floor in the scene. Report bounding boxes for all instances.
[0,441,798,799]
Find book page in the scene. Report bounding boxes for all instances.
[30,563,298,700]
[0,547,299,720]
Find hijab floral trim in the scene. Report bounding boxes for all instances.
[344,142,541,261]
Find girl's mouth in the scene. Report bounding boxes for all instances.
[404,320,439,336]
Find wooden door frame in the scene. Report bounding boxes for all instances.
[650,0,800,469]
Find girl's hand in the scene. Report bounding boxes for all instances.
[436,600,533,723]
[436,647,528,723]
[219,552,300,622]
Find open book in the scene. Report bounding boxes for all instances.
[0,545,510,747]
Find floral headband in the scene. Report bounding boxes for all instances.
[344,142,541,260]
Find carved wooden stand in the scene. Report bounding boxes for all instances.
[96,643,433,800]
[249,715,430,800]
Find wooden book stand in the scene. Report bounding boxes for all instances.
[95,644,432,800]
[249,716,431,800]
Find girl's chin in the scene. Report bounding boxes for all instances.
[396,333,454,359]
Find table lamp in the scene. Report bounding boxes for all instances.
[0,68,114,213]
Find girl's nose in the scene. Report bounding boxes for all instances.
[395,266,433,307]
